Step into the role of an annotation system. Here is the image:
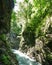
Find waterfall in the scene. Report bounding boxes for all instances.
[12,49,41,65]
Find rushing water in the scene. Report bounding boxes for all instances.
[12,49,41,65]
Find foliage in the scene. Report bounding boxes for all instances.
[1,54,11,65]
[22,0,52,38]
[16,0,52,64]
[0,0,52,65]
[11,11,22,35]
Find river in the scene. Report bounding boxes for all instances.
[12,49,41,65]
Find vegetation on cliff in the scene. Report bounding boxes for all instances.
[0,0,52,65]
[15,0,52,65]
[0,0,18,65]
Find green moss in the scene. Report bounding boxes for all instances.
[47,53,52,60]
[2,54,11,65]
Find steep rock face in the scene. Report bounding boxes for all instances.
[19,33,52,65]
[19,23,52,65]
[6,33,20,49]
[0,0,18,65]
[0,37,18,65]
[0,0,14,34]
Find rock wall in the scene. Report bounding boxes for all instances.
[0,0,14,34]
[0,0,18,65]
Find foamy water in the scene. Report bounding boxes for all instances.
[12,49,41,65]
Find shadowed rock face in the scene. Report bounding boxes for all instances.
[0,0,14,34]
[0,0,19,65]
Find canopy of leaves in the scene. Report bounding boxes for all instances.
[23,0,52,37]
